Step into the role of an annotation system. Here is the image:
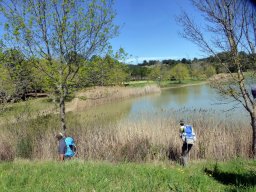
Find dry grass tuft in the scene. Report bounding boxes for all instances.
[0,140,15,161]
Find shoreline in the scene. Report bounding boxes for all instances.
[66,85,161,112]
[66,81,208,112]
[160,81,208,90]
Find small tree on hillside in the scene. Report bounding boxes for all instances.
[0,0,118,131]
[78,48,129,86]
[149,64,162,82]
[170,63,190,83]
[177,0,256,157]
[3,49,35,101]
[0,51,14,113]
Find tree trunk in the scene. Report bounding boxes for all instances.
[59,95,66,132]
[59,85,67,132]
[251,111,256,158]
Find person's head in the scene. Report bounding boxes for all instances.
[179,120,184,126]
[55,132,64,140]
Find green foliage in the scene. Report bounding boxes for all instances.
[190,62,217,80]
[148,64,162,81]
[0,0,119,130]
[204,65,216,78]
[128,65,150,80]
[170,63,190,83]
[78,54,129,86]
[0,63,15,102]
[0,49,48,102]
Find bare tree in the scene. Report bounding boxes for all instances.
[0,0,118,132]
[177,0,256,158]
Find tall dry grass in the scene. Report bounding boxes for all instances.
[0,108,252,162]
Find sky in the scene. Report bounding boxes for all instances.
[0,0,206,64]
[110,0,205,64]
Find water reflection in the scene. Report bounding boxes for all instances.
[77,84,248,123]
[74,99,133,125]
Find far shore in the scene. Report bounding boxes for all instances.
[66,84,161,112]
[161,81,208,90]
[66,81,208,112]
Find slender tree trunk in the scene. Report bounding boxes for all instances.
[59,85,67,132]
[251,108,256,158]
[59,95,66,132]
[253,123,256,159]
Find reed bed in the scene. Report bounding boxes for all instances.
[0,108,252,162]
[67,85,161,112]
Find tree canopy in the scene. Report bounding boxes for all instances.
[0,0,119,131]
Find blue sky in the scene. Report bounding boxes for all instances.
[0,0,205,64]
[110,0,205,64]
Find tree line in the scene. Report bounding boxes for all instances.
[0,49,131,103]
[130,51,256,81]
[3,48,255,103]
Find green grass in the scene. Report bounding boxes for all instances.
[0,159,255,192]
[159,79,205,88]
[0,98,55,119]
[126,80,156,87]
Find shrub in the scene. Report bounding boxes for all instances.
[0,141,15,161]
[16,136,33,159]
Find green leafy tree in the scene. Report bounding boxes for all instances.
[2,49,34,101]
[204,65,216,78]
[0,52,15,109]
[78,49,129,86]
[149,64,161,81]
[103,55,129,85]
[170,63,190,83]
[80,55,111,87]
[0,0,118,131]
[129,65,149,80]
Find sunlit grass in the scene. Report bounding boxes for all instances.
[0,159,255,192]
[0,98,56,120]
[159,79,206,87]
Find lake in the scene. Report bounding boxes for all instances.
[81,83,249,123]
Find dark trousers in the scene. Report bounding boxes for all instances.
[181,143,193,166]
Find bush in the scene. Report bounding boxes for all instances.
[16,136,33,159]
[0,141,15,161]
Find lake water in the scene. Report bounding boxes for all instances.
[82,83,249,123]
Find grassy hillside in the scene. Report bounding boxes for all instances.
[0,159,255,192]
